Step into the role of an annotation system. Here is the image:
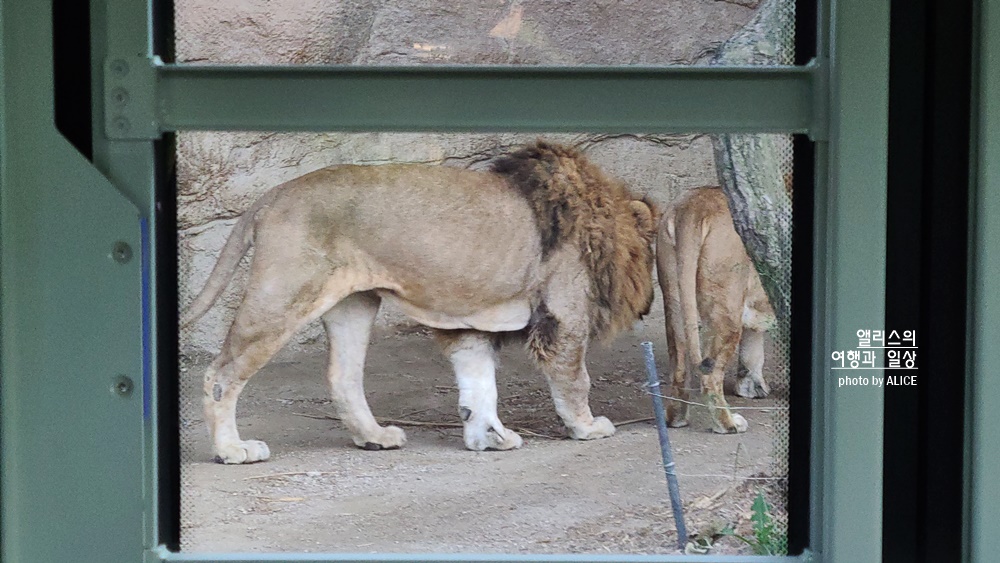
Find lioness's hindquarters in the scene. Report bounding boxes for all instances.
[655,187,775,435]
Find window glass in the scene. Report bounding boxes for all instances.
[178,131,794,555]
[174,0,796,66]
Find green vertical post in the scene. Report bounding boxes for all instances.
[969,0,1000,560]
[0,1,146,562]
[822,0,889,560]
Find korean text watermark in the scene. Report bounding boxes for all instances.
[833,329,918,387]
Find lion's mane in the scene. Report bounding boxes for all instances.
[492,141,656,342]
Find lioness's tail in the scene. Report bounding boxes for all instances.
[673,205,707,375]
[180,193,273,328]
[656,209,687,366]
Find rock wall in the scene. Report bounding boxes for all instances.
[175,0,757,66]
[175,1,761,357]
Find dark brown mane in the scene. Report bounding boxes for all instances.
[491,141,656,341]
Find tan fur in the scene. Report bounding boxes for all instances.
[656,187,776,435]
[184,141,656,463]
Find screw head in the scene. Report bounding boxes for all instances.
[111,87,130,107]
[112,116,131,134]
[112,241,133,264]
[112,375,134,397]
[110,59,130,78]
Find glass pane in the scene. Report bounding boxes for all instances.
[177,132,795,554]
[174,0,796,66]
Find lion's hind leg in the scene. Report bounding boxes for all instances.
[204,353,275,464]
[322,291,406,451]
[439,331,523,451]
[205,266,362,463]
[204,306,298,464]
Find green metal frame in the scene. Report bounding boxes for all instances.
[5,0,966,561]
[968,0,1000,561]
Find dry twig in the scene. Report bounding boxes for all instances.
[294,411,560,439]
[243,470,335,481]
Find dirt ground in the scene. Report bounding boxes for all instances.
[179,320,789,556]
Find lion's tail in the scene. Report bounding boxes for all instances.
[180,193,273,328]
[673,206,708,376]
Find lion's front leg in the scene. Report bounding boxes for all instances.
[323,292,406,451]
[528,282,616,440]
[532,330,615,441]
[541,352,616,440]
[440,331,523,451]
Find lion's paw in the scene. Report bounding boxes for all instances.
[667,417,690,428]
[712,412,749,434]
[667,401,690,428]
[736,374,770,399]
[214,440,271,464]
[568,416,617,440]
[465,426,523,451]
[354,425,407,451]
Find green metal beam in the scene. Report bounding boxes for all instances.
[152,63,819,136]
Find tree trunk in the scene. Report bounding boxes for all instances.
[711,0,795,326]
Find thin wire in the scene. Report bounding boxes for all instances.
[641,385,790,411]
[675,473,787,481]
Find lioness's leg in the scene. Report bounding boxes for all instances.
[438,331,522,451]
[322,292,406,451]
[736,328,770,399]
[700,300,749,434]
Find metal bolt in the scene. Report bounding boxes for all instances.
[112,116,131,134]
[112,241,133,264]
[111,87,130,107]
[112,375,134,397]
[110,59,130,78]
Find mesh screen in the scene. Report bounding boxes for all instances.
[177,132,795,555]
[174,0,795,67]
[175,0,799,555]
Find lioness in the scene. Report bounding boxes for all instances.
[656,187,776,434]
[183,141,657,464]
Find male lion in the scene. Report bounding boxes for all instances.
[656,187,776,434]
[182,141,657,464]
